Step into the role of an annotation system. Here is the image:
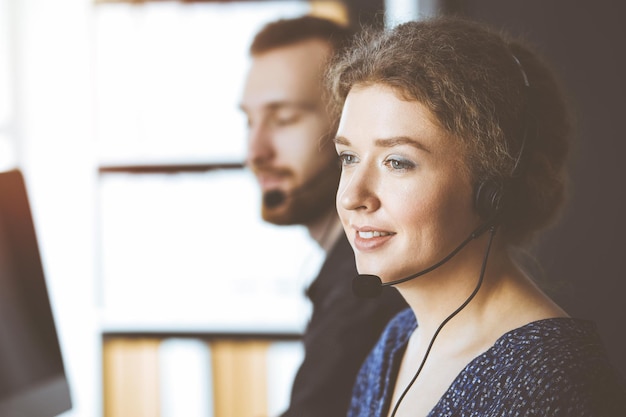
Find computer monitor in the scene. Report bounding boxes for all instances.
[0,169,72,417]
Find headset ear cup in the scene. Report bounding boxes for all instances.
[475,180,504,220]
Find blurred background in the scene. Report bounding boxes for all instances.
[0,0,623,416]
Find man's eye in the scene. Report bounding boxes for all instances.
[273,113,301,126]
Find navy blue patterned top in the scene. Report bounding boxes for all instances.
[349,308,626,417]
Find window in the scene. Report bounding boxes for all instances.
[94,5,351,415]
[94,1,313,165]
[94,0,334,332]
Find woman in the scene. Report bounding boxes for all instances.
[327,16,626,417]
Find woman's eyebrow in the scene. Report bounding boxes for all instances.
[334,135,431,153]
[375,136,431,153]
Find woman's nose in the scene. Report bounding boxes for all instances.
[337,166,380,213]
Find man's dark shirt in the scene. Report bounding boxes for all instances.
[280,233,408,417]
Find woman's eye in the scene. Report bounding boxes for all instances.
[338,153,358,166]
[385,157,416,171]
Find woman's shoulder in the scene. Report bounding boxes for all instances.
[464,317,626,414]
[489,317,619,378]
[494,317,610,364]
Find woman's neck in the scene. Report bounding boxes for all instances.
[398,241,568,353]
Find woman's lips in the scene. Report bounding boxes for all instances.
[353,228,395,252]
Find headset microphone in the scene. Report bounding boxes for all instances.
[263,189,287,208]
[352,218,495,298]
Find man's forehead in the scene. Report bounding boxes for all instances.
[241,41,330,113]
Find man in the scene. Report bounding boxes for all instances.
[240,15,407,417]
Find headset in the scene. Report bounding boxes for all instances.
[383,52,534,417]
[474,53,531,221]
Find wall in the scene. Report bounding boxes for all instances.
[445,0,626,376]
